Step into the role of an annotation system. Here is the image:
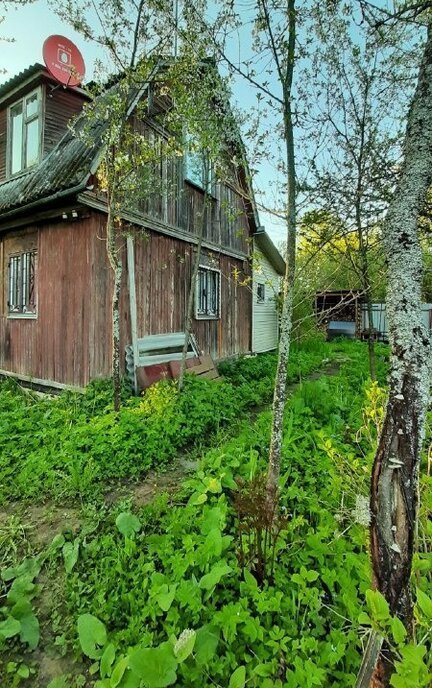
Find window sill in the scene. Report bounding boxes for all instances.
[195,315,220,321]
[8,313,37,320]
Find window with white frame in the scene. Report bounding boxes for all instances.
[196,266,220,318]
[8,251,37,315]
[8,88,42,176]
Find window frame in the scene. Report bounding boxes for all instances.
[256,282,266,303]
[183,134,215,195]
[7,86,43,178]
[7,249,38,319]
[195,265,221,320]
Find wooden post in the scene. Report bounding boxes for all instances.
[126,235,139,394]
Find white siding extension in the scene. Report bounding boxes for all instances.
[252,244,280,352]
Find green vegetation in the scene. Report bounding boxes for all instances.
[0,341,431,687]
[0,340,328,504]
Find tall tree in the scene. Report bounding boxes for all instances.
[353,11,432,687]
[302,9,413,378]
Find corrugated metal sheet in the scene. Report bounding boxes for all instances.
[0,63,45,101]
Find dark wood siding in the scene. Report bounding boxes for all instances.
[131,231,251,361]
[43,85,87,156]
[0,210,251,387]
[0,108,6,183]
[129,119,252,256]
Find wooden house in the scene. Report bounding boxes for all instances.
[0,62,284,390]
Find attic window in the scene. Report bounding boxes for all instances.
[8,88,42,176]
[184,135,213,192]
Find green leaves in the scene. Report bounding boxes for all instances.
[77,614,107,659]
[199,563,232,591]
[128,643,177,688]
[174,629,196,662]
[0,555,41,650]
[155,584,177,612]
[366,589,390,623]
[416,588,432,621]
[11,598,40,649]
[0,616,21,640]
[63,539,80,573]
[228,665,246,688]
[115,512,141,539]
[194,625,220,665]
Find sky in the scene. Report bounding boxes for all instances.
[0,0,288,245]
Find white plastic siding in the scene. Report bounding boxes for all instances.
[252,245,280,352]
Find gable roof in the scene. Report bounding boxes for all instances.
[0,59,271,261]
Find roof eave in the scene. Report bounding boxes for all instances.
[254,229,286,275]
[0,179,89,225]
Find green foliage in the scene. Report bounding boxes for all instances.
[47,344,394,687]
[0,344,331,505]
[0,556,41,653]
[5,341,428,688]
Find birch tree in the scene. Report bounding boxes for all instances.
[350,9,432,686]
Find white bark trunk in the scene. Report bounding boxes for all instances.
[362,22,432,688]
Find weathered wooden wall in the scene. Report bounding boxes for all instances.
[0,108,6,182]
[132,230,251,360]
[130,118,252,255]
[0,214,113,386]
[0,210,251,387]
[43,85,88,155]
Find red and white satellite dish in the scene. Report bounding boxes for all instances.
[43,35,85,87]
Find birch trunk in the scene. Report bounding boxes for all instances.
[266,0,296,506]
[362,22,432,687]
[107,203,123,412]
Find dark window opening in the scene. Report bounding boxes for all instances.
[257,283,265,303]
[196,267,220,318]
[8,251,37,315]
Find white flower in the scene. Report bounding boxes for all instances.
[174,629,195,656]
[354,495,371,526]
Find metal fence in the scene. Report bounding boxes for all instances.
[361,303,432,340]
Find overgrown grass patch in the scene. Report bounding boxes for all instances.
[0,341,337,505]
[1,342,430,687]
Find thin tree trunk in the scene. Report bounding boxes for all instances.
[357,226,377,381]
[178,160,210,391]
[107,202,123,412]
[354,77,376,382]
[266,0,296,506]
[359,23,432,688]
